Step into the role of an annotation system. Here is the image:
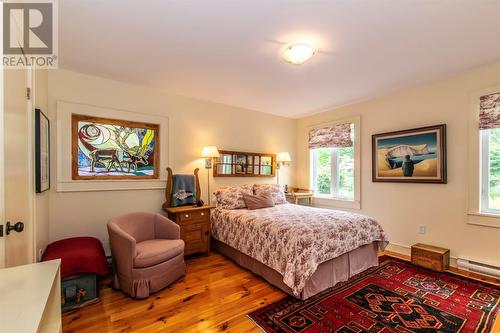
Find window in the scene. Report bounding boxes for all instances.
[309,121,358,205]
[480,128,500,214]
[311,147,354,200]
[467,90,500,227]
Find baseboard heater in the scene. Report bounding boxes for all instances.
[457,258,500,278]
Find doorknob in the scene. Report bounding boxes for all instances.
[6,221,24,235]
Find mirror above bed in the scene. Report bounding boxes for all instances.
[213,150,276,177]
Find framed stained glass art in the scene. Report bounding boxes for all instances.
[71,114,159,180]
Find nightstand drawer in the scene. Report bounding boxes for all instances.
[178,210,209,223]
[183,223,205,242]
[182,223,210,255]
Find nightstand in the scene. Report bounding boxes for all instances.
[162,205,215,256]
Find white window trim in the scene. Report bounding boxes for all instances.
[308,116,361,210]
[467,86,500,228]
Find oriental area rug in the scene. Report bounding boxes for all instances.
[249,256,499,333]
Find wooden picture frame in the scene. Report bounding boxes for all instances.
[71,114,160,180]
[372,124,447,183]
[214,150,276,177]
[35,109,50,192]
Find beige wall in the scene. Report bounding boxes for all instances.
[296,62,500,266]
[43,63,500,266]
[34,69,50,261]
[47,69,296,252]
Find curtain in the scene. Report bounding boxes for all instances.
[479,92,500,130]
[308,123,353,149]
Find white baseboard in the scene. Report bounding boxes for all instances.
[385,242,411,257]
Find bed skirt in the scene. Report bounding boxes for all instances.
[211,238,379,300]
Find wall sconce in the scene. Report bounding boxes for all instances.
[201,146,220,205]
[276,152,291,185]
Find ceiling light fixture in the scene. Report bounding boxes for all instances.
[282,43,316,65]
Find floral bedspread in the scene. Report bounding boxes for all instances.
[211,204,388,296]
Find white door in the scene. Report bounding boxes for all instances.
[0,1,35,268]
[0,68,34,268]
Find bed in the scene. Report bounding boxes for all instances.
[211,203,388,300]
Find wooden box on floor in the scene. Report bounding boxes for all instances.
[411,243,450,272]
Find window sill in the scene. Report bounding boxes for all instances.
[467,211,500,228]
[312,196,361,210]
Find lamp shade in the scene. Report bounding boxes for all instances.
[201,146,220,158]
[276,152,291,162]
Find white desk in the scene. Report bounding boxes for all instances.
[0,260,61,333]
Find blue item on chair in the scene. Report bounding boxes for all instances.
[170,174,196,207]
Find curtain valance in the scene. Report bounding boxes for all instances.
[479,92,500,130]
[308,123,352,149]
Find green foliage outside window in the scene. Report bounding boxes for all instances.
[314,147,354,199]
[489,128,500,209]
[338,146,354,199]
[316,149,331,194]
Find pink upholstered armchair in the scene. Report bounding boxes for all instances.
[107,212,186,298]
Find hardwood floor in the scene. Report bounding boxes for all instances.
[62,252,285,333]
[63,251,500,333]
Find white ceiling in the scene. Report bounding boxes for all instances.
[59,0,500,118]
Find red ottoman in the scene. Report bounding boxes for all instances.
[42,237,108,311]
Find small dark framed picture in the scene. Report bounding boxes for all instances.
[372,124,447,183]
[35,109,50,192]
